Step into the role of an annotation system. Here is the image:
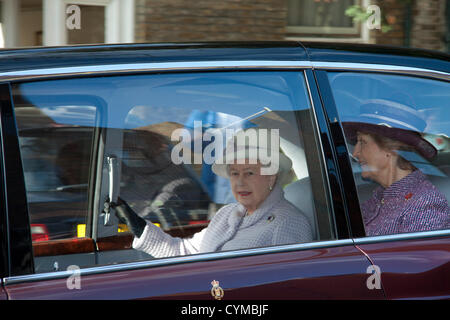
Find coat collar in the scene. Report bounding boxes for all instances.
[374,170,426,201]
[231,183,284,228]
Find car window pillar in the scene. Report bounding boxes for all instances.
[0,83,34,276]
[312,70,366,238]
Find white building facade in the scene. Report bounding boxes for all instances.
[0,0,135,47]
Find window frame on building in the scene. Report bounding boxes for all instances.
[286,0,371,43]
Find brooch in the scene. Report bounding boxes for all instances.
[405,193,413,200]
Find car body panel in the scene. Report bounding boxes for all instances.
[302,42,450,73]
[356,235,450,300]
[0,42,308,75]
[4,243,384,300]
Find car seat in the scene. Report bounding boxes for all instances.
[284,177,318,240]
[428,166,450,204]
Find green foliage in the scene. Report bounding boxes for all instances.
[345,5,372,23]
[345,4,393,33]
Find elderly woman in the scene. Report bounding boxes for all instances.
[343,99,450,236]
[112,128,312,257]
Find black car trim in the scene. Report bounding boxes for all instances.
[313,70,366,238]
[0,83,34,276]
[0,85,10,278]
[304,70,343,240]
[305,70,351,239]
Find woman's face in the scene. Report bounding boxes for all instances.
[229,162,276,214]
[352,132,393,186]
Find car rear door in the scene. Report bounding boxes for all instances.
[2,47,382,299]
[312,52,450,299]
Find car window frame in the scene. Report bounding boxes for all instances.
[90,68,342,255]
[0,84,11,279]
[2,60,349,283]
[8,85,104,274]
[0,82,34,277]
[313,61,450,244]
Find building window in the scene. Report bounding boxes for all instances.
[287,0,366,40]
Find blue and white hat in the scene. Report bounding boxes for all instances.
[342,99,437,159]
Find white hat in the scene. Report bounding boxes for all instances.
[211,128,292,178]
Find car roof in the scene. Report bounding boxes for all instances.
[302,42,450,73]
[0,41,448,74]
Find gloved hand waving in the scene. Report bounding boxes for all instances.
[111,197,146,237]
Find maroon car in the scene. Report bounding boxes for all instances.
[0,42,449,300]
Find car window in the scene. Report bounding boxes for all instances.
[12,92,98,241]
[97,71,335,263]
[329,72,450,237]
[11,89,100,273]
[13,70,335,273]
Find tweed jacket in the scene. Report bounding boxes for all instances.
[362,170,450,236]
[132,184,312,258]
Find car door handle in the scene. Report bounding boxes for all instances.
[103,155,119,226]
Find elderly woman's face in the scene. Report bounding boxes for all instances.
[229,162,276,214]
[352,132,393,185]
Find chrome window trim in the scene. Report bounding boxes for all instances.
[354,229,450,245]
[0,60,313,82]
[3,238,354,286]
[312,62,450,81]
[0,60,447,82]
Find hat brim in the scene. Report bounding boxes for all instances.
[211,151,292,178]
[342,121,437,160]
